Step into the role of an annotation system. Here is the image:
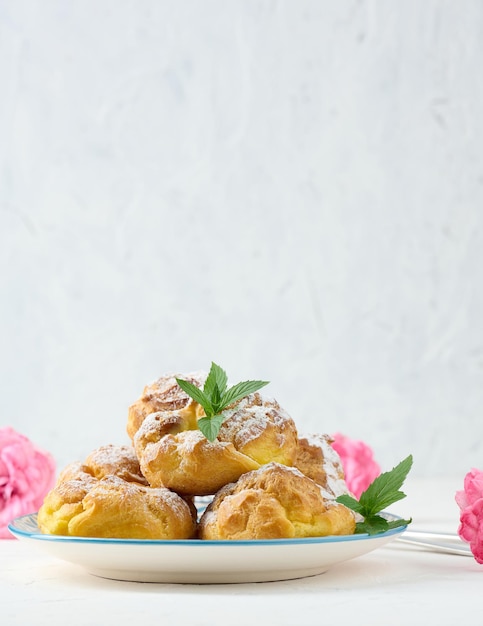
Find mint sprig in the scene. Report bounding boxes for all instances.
[336,454,413,535]
[176,362,269,442]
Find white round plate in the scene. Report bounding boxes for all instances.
[9,513,407,584]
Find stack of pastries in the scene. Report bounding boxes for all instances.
[38,371,356,540]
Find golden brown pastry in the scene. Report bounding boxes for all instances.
[38,473,98,535]
[217,393,299,466]
[293,434,350,498]
[133,410,261,496]
[57,444,148,485]
[38,476,197,539]
[56,461,96,484]
[127,371,206,441]
[198,462,356,540]
[133,392,299,496]
[38,444,197,539]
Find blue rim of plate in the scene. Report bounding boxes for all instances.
[8,512,408,547]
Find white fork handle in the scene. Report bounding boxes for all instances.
[396,530,473,556]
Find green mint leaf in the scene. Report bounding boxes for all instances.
[198,414,225,442]
[203,362,228,401]
[355,515,389,535]
[359,454,413,516]
[336,454,413,536]
[211,383,223,413]
[221,380,269,408]
[175,378,214,418]
[385,517,412,532]
[355,515,412,535]
[335,494,366,515]
[177,363,270,442]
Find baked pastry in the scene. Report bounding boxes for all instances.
[133,410,261,496]
[293,434,350,498]
[56,444,148,485]
[38,475,197,539]
[198,462,356,540]
[38,444,197,539]
[127,371,206,441]
[38,474,94,535]
[216,393,299,466]
[133,392,299,496]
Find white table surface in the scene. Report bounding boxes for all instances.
[1,476,481,626]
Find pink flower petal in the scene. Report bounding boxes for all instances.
[331,433,381,498]
[463,469,483,507]
[0,427,56,539]
[456,470,483,564]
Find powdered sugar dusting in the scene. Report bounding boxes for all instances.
[87,476,193,520]
[83,444,146,483]
[247,463,344,508]
[175,429,231,454]
[300,433,350,499]
[217,393,296,449]
[143,371,207,407]
[134,410,186,445]
[85,445,137,469]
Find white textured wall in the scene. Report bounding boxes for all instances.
[1,0,482,476]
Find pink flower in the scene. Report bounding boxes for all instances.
[0,427,56,539]
[455,468,483,510]
[331,432,381,498]
[456,468,483,564]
